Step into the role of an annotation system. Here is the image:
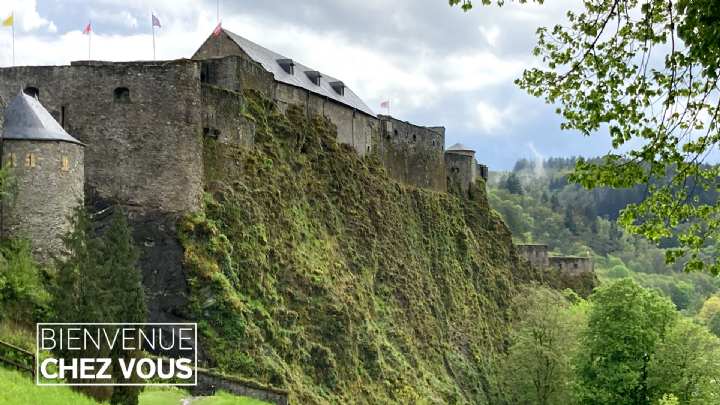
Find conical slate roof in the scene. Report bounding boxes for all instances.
[446,143,475,153]
[2,92,83,145]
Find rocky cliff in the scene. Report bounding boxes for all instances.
[178,90,527,404]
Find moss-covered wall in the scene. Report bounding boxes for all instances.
[179,90,526,404]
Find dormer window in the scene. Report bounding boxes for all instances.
[305,70,322,86]
[329,81,345,96]
[277,58,295,75]
[24,87,39,99]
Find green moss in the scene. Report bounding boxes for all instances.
[179,90,525,404]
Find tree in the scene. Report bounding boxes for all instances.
[52,206,146,404]
[504,172,523,195]
[451,0,720,273]
[497,286,585,405]
[708,312,720,338]
[0,239,48,322]
[697,295,720,323]
[648,319,720,404]
[102,210,146,405]
[577,278,677,404]
[52,206,106,323]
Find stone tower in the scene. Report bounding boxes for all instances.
[444,143,477,194]
[1,92,84,261]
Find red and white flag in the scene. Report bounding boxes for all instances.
[82,22,92,34]
[152,14,161,28]
[380,100,390,109]
[212,21,222,37]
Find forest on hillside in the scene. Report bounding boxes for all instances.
[489,157,720,313]
[486,158,720,404]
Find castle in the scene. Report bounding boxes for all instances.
[515,243,596,295]
[0,28,488,318]
[515,243,593,274]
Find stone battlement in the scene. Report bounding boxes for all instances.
[515,243,594,274]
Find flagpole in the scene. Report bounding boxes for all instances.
[11,11,14,66]
[88,21,91,60]
[152,21,156,60]
[217,0,219,22]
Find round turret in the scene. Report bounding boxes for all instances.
[1,92,84,261]
[445,142,476,157]
[444,143,477,194]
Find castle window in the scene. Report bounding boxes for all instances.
[277,59,295,75]
[24,87,39,99]
[25,153,36,168]
[200,62,217,83]
[113,87,130,103]
[305,71,322,86]
[61,156,70,172]
[412,134,417,142]
[7,153,16,167]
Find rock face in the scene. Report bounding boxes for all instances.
[178,94,527,404]
[1,93,84,262]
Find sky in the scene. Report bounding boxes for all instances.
[0,0,615,170]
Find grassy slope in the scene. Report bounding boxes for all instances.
[0,368,270,405]
[0,368,99,405]
[179,91,525,404]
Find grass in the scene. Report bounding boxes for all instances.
[178,90,523,403]
[194,391,272,404]
[0,367,100,405]
[0,368,271,405]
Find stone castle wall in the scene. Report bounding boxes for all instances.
[445,152,476,195]
[201,84,255,147]
[378,115,446,191]
[549,256,594,274]
[515,243,596,296]
[1,140,83,261]
[0,60,204,214]
[515,244,550,269]
[192,38,379,157]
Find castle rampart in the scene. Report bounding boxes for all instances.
[0,60,204,214]
[549,256,593,274]
[515,244,550,269]
[515,243,596,295]
[378,115,446,191]
[201,84,255,147]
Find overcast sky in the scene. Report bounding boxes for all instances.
[0,0,613,169]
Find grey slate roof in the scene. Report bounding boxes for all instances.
[222,29,375,117]
[2,92,83,145]
[446,143,475,153]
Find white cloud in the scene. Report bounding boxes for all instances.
[472,101,514,134]
[0,0,54,32]
[0,0,604,169]
[479,25,500,48]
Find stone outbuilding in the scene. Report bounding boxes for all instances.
[1,92,84,261]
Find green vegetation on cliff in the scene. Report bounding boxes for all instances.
[179,90,524,404]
